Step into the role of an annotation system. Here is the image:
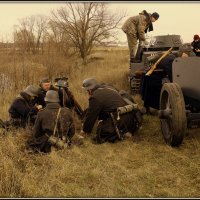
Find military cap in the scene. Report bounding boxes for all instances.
[193,34,200,40]
[151,12,159,20]
[54,77,69,88]
[40,77,51,84]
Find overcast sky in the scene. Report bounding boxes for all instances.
[0,1,199,43]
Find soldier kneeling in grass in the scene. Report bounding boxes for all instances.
[78,78,142,144]
[27,90,75,153]
[0,85,41,129]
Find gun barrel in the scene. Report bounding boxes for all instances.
[65,89,84,119]
[145,47,173,76]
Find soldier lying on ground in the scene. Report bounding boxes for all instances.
[27,90,75,153]
[77,78,142,144]
[0,85,41,129]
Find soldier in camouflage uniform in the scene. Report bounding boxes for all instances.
[122,10,159,63]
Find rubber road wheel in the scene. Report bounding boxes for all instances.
[159,83,187,146]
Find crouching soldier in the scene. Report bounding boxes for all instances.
[78,78,142,144]
[0,85,41,129]
[27,90,75,153]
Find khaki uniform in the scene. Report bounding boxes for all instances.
[122,12,151,60]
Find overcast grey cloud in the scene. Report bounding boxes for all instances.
[0,2,199,43]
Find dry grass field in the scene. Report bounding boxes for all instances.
[0,47,200,198]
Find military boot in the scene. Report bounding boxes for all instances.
[130,58,141,63]
[0,119,7,129]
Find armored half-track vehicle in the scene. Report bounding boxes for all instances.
[129,34,183,94]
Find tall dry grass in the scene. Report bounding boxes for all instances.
[0,47,200,197]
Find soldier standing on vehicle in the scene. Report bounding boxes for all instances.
[27,90,75,153]
[122,10,159,63]
[78,78,142,144]
[191,34,200,56]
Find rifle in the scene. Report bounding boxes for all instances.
[65,88,85,120]
[145,47,173,76]
[110,113,122,140]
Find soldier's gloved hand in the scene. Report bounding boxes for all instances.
[77,130,87,139]
[139,41,145,47]
[36,105,43,110]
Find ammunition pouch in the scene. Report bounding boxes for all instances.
[47,135,67,150]
[116,104,138,120]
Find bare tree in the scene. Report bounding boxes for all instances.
[47,20,74,56]
[35,15,48,54]
[13,15,48,54]
[13,18,35,53]
[51,2,125,63]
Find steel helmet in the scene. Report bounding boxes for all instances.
[23,85,39,97]
[82,78,98,90]
[44,90,60,103]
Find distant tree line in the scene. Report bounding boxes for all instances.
[13,2,125,63]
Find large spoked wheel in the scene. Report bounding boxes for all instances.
[159,83,187,147]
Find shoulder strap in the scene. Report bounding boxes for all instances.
[53,108,62,136]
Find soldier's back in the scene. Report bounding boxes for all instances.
[92,87,127,112]
[122,15,145,34]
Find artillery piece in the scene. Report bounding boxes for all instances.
[159,57,200,146]
[129,34,200,146]
[129,34,183,94]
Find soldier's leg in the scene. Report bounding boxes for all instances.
[95,119,119,144]
[27,134,51,153]
[66,124,76,147]
[126,33,138,62]
[0,119,7,129]
[0,119,14,130]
